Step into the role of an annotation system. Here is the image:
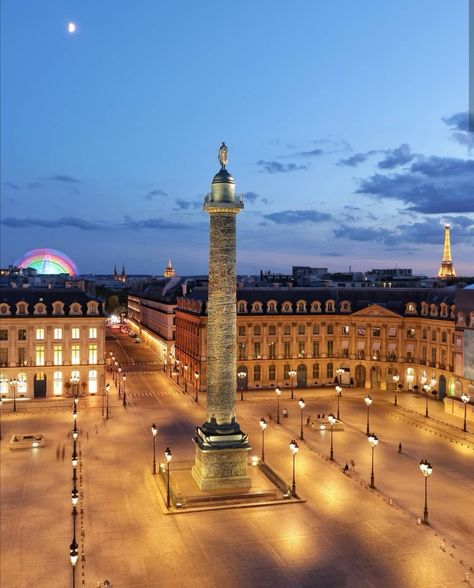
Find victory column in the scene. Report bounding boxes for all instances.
[192,143,251,490]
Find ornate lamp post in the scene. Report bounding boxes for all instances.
[335,385,342,420]
[289,369,297,400]
[259,417,267,462]
[175,360,180,386]
[419,459,433,524]
[237,370,246,401]
[336,367,344,386]
[194,371,199,402]
[461,393,470,432]
[169,353,173,377]
[184,365,188,394]
[364,395,372,435]
[165,447,172,508]
[71,485,79,537]
[289,440,299,497]
[275,387,282,424]
[118,367,122,397]
[151,423,157,474]
[423,384,430,418]
[298,398,305,440]
[328,413,336,461]
[70,539,79,588]
[392,374,399,405]
[9,378,18,412]
[122,374,127,407]
[105,383,110,420]
[368,433,378,489]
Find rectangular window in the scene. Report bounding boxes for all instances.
[238,343,246,360]
[0,330,8,341]
[372,327,381,337]
[431,348,437,364]
[441,331,447,343]
[18,348,27,366]
[312,363,320,379]
[54,328,62,340]
[88,344,98,364]
[406,329,416,339]
[283,325,291,336]
[268,365,276,381]
[431,330,437,342]
[298,341,305,356]
[313,341,319,357]
[53,371,63,396]
[253,342,261,358]
[283,341,291,359]
[388,327,397,337]
[421,346,427,361]
[342,347,349,358]
[36,345,45,366]
[53,345,63,366]
[88,370,98,394]
[327,324,334,335]
[283,364,290,380]
[341,325,349,335]
[297,324,305,335]
[36,328,45,340]
[0,349,8,366]
[327,363,334,378]
[327,341,334,356]
[253,365,261,381]
[71,345,80,365]
[312,324,320,335]
[357,326,366,336]
[71,328,80,340]
[18,329,27,341]
[268,325,276,336]
[238,326,246,337]
[422,329,427,340]
[268,342,276,359]
[254,326,261,336]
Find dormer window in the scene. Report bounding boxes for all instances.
[267,301,277,313]
[405,303,417,314]
[440,303,448,318]
[311,301,322,313]
[0,304,10,315]
[282,302,292,313]
[251,302,262,313]
[340,301,351,313]
[34,303,47,315]
[53,301,65,315]
[430,304,438,317]
[237,301,247,313]
[16,303,27,315]
[70,303,82,316]
[325,300,335,313]
[421,302,428,316]
[297,301,306,313]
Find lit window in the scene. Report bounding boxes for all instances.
[54,328,62,340]
[89,327,97,339]
[71,328,80,340]
[0,375,9,396]
[71,345,80,365]
[54,345,63,366]
[88,370,98,394]
[53,371,63,396]
[36,345,45,366]
[88,344,98,364]
[36,328,45,340]
[18,373,27,394]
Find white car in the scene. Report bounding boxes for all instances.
[9,434,45,450]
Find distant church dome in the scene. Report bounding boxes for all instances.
[164,259,176,278]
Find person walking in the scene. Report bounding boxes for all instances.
[61,444,65,461]
[398,442,402,454]
[56,445,60,461]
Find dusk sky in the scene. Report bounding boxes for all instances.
[1,1,473,276]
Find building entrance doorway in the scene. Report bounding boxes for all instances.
[297,364,307,388]
[34,373,47,398]
[355,365,366,387]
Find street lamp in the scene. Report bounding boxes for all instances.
[419,459,433,524]
[393,374,399,405]
[289,369,297,400]
[328,414,336,461]
[423,384,430,418]
[70,374,80,399]
[368,433,378,489]
[9,378,18,412]
[118,367,122,397]
[72,450,78,469]
[461,393,470,432]
[105,383,110,420]
[364,395,372,435]
[151,423,157,474]
[336,367,344,386]
[237,370,246,401]
[165,447,172,508]
[122,374,127,407]
[0,397,2,440]
[275,387,282,424]
[71,485,79,539]
[335,385,342,420]
[194,371,199,402]
[298,398,305,440]
[70,538,79,588]
[259,418,267,462]
[72,421,78,441]
[184,365,188,394]
[175,360,180,385]
[289,440,299,497]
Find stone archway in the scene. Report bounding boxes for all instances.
[297,364,307,388]
[355,365,366,388]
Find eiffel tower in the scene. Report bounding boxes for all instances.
[437,224,456,278]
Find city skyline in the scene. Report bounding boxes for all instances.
[1,1,473,275]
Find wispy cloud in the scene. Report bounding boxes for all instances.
[2,215,192,231]
[244,191,269,205]
[49,174,80,183]
[442,112,474,150]
[145,189,168,200]
[174,198,201,210]
[377,144,414,169]
[28,181,43,189]
[292,148,324,158]
[263,210,332,224]
[256,160,309,174]
[4,182,20,189]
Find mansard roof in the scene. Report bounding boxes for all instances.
[0,287,105,317]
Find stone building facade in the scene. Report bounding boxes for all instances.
[0,288,106,400]
[175,287,474,399]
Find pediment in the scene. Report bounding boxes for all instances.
[351,304,401,319]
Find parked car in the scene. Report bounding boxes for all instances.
[9,434,45,450]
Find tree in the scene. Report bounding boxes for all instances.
[106,295,120,314]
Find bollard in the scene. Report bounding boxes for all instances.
[417,517,421,525]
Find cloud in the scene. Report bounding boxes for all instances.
[263,210,332,224]
[122,215,189,230]
[174,198,201,210]
[442,112,474,150]
[377,144,414,169]
[49,174,80,183]
[256,160,309,174]
[356,156,474,213]
[4,182,19,189]
[333,225,396,245]
[320,251,344,257]
[145,189,168,200]
[28,181,43,189]
[338,152,376,167]
[243,191,269,205]
[293,148,324,158]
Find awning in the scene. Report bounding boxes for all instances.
[372,341,381,350]
[357,341,365,350]
[341,340,349,348]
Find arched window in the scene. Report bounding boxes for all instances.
[34,303,46,315]
[282,302,292,313]
[87,301,99,315]
[253,365,261,382]
[311,301,322,313]
[325,300,335,313]
[440,303,448,318]
[16,302,27,315]
[267,301,277,313]
[53,371,63,396]
[53,301,64,315]
[251,301,262,313]
[297,300,307,313]
[340,301,351,312]
[421,302,428,316]
[0,374,9,396]
[430,304,438,317]
[70,303,82,316]
[88,370,98,394]
[238,301,247,313]
[18,372,27,394]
